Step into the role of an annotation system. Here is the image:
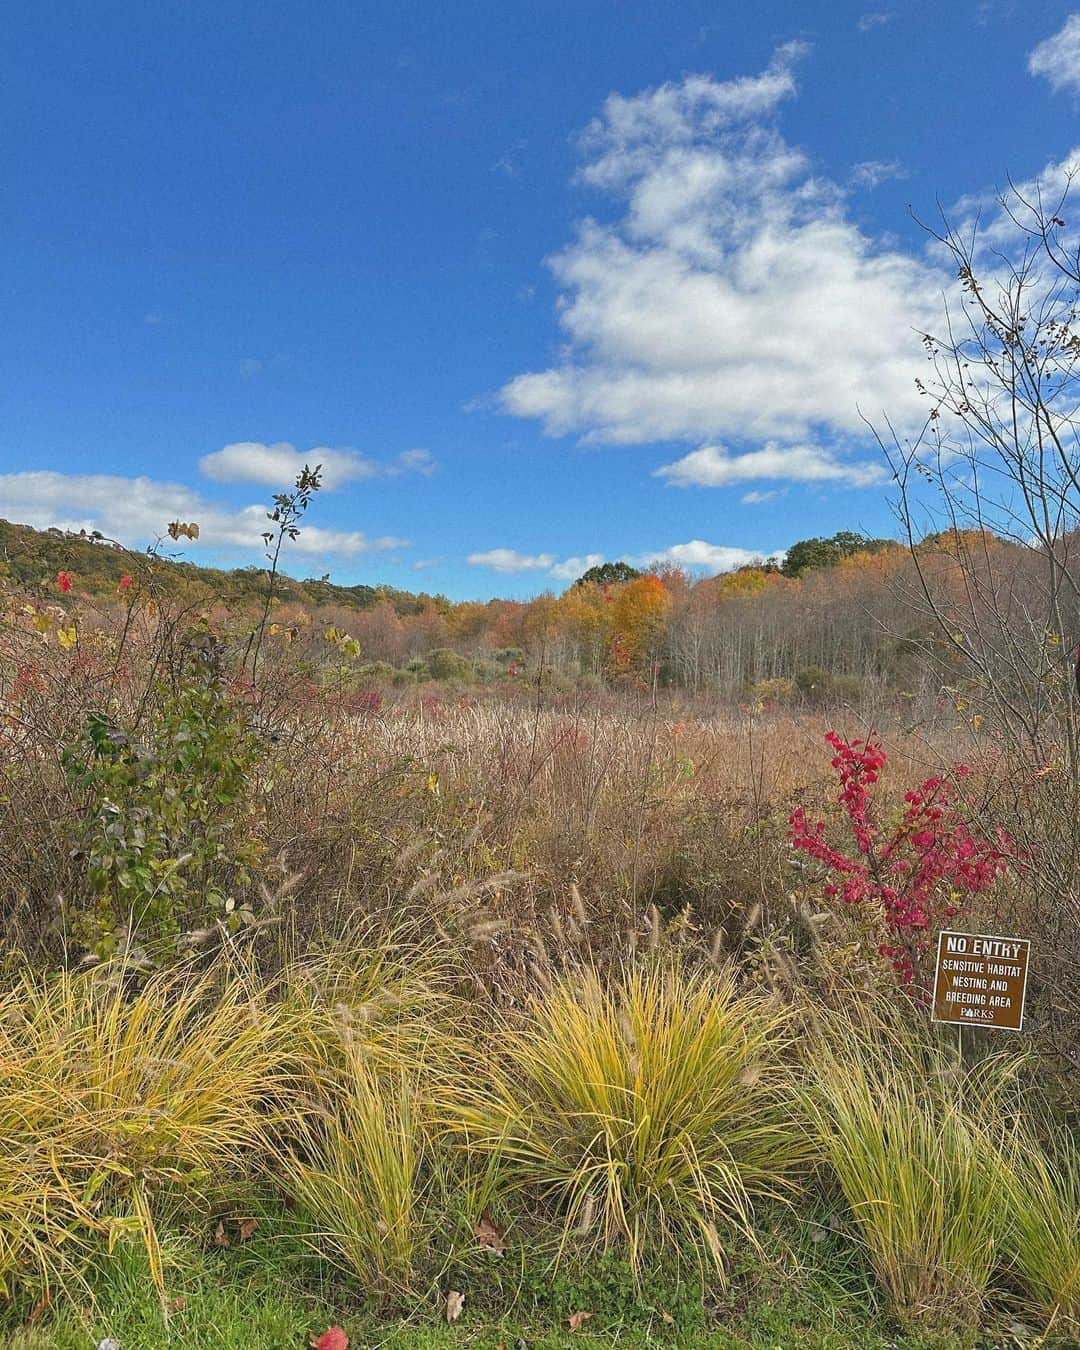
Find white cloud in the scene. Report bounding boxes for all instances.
[548,553,605,580]
[390,448,436,475]
[1029,14,1080,94]
[655,442,887,488]
[857,12,892,32]
[849,158,907,189]
[493,139,527,178]
[499,52,943,468]
[467,548,605,580]
[199,442,436,491]
[467,540,779,581]
[742,489,781,504]
[466,548,556,573]
[0,471,408,557]
[200,442,377,490]
[630,540,780,574]
[950,149,1080,256]
[576,43,807,193]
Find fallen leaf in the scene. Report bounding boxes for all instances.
[472,1210,507,1253]
[237,1217,259,1242]
[446,1290,465,1323]
[211,1221,230,1248]
[661,1309,674,1324]
[310,1329,348,1350]
[567,1311,593,1331]
[26,1289,51,1325]
[167,1296,187,1314]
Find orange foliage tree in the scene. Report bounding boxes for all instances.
[607,574,671,677]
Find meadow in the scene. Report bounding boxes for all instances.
[0,550,1077,1350]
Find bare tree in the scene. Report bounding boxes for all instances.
[878,177,1080,1066]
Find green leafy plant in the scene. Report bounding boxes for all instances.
[62,631,262,957]
[249,464,322,683]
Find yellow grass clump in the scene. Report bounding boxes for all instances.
[0,961,306,1301]
[441,960,805,1275]
[268,936,455,1298]
[804,1005,1023,1332]
[1003,1120,1080,1335]
[272,1060,438,1298]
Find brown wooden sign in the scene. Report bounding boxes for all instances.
[932,930,1030,1031]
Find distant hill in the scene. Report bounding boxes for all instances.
[0,517,446,616]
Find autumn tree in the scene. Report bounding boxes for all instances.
[555,581,609,675]
[608,574,670,677]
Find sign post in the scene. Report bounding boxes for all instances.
[931,930,1030,1032]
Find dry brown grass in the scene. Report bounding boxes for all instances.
[0,598,1076,1332]
[2,589,1073,1067]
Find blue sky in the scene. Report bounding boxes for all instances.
[2,0,1079,599]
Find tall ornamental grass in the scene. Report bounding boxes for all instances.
[442,961,804,1274]
[1003,1121,1080,1334]
[272,1061,438,1299]
[270,939,453,1300]
[805,1007,1021,1332]
[0,961,305,1301]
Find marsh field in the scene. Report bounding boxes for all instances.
[0,545,1077,1350]
[10,2,1080,1343]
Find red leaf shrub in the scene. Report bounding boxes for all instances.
[790,732,1011,986]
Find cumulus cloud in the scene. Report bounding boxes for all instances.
[0,471,408,557]
[468,549,604,580]
[655,442,887,488]
[630,540,781,573]
[200,442,377,490]
[466,548,556,573]
[499,50,943,481]
[467,542,773,581]
[548,553,605,580]
[952,149,1080,254]
[1029,14,1080,94]
[199,442,436,490]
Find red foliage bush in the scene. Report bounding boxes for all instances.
[790,732,1011,986]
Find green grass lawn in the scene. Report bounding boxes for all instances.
[0,1214,1001,1350]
